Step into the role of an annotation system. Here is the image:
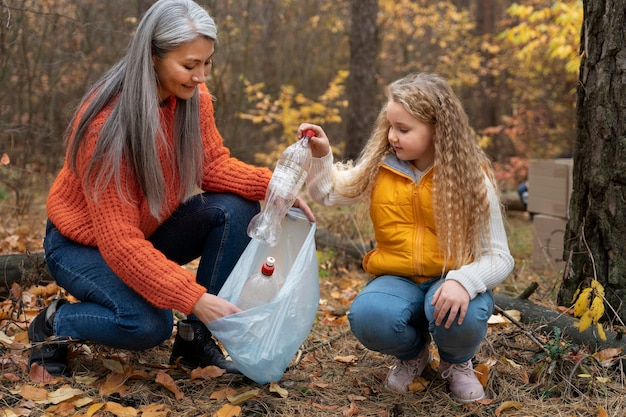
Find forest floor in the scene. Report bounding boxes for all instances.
[0,196,625,417]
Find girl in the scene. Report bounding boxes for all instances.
[28,0,313,377]
[300,73,513,402]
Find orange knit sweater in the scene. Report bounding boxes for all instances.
[46,84,272,315]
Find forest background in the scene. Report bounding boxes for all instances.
[5,1,623,417]
[0,0,581,212]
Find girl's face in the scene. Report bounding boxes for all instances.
[153,36,215,102]
[386,100,435,171]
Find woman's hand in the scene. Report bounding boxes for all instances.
[431,280,470,329]
[191,293,241,324]
[299,123,331,158]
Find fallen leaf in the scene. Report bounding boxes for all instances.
[502,355,521,369]
[102,358,125,374]
[44,385,84,404]
[494,400,523,416]
[210,388,239,400]
[28,362,56,383]
[99,372,129,396]
[213,403,241,417]
[342,399,359,416]
[104,401,138,416]
[269,381,288,398]
[334,355,358,364]
[597,406,609,417]
[474,363,490,388]
[19,384,49,402]
[191,365,226,380]
[140,403,171,417]
[594,347,622,367]
[156,370,184,400]
[407,376,430,392]
[72,401,104,417]
[227,388,261,405]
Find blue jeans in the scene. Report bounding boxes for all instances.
[348,275,494,364]
[43,192,260,350]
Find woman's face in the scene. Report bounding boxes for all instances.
[153,36,215,102]
[386,100,435,171]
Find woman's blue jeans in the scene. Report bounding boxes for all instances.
[43,192,259,350]
[348,275,494,364]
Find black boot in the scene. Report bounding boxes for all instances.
[28,299,69,376]
[169,319,240,374]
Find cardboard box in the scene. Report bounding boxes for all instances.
[527,159,573,219]
[531,214,568,270]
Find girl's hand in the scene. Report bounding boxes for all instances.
[299,123,331,158]
[431,280,470,329]
[191,293,241,324]
[292,195,316,222]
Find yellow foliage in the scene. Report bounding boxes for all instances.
[238,71,348,167]
[571,280,605,337]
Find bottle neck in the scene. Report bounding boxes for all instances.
[261,263,274,276]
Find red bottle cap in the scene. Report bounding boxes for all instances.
[303,129,315,138]
[261,257,275,275]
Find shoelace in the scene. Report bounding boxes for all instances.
[441,361,473,379]
[391,358,424,377]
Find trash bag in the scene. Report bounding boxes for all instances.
[206,208,319,384]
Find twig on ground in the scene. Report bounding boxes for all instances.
[495,304,549,353]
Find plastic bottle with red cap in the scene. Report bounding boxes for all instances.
[247,129,315,246]
[237,257,283,310]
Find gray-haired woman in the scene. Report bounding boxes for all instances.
[28,0,314,377]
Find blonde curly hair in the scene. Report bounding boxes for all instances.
[333,73,497,269]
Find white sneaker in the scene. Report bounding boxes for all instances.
[440,360,485,402]
[385,340,431,392]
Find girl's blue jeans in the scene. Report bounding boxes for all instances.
[348,275,494,364]
[43,192,259,350]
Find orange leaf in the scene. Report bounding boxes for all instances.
[334,355,358,364]
[19,384,49,401]
[213,403,241,417]
[210,387,239,400]
[99,372,129,396]
[74,402,105,417]
[140,403,171,417]
[191,365,226,380]
[28,362,56,383]
[474,363,490,387]
[104,401,138,416]
[597,406,609,417]
[156,370,184,400]
[407,376,430,392]
[342,399,359,416]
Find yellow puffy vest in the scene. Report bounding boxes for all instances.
[362,163,447,283]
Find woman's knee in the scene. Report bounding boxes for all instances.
[120,310,173,350]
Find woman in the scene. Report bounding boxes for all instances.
[29,0,313,376]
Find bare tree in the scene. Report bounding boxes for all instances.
[558,0,626,322]
[345,0,378,160]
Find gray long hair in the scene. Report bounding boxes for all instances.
[66,0,217,219]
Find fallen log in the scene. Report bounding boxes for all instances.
[1,252,52,294]
[494,293,625,351]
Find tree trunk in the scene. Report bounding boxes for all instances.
[345,0,379,160]
[558,0,626,322]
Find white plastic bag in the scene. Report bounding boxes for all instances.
[206,208,319,384]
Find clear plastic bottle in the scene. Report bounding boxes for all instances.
[247,129,315,246]
[237,257,282,310]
